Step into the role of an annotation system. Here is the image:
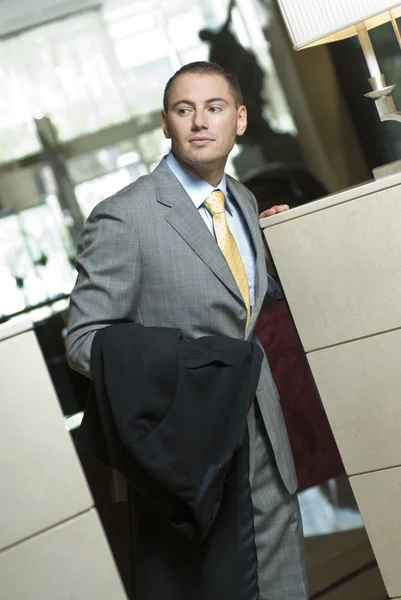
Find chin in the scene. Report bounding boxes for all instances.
[188,149,220,165]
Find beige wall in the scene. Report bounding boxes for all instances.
[263,0,370,193]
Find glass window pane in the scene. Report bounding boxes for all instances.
[115,29,170,70]
[0,214,28,316]
[121,58,172,114]
[136,128,170,165]
[0,200,76,319]
[179,45,209,65]
[109,12,155,39]
[0,50,41,162]
[68,140,145,185]
[71,140,149,217]
[0,10,131,152]
[18,205,76,297]
[167,7,206,51]
[76,169,141,218]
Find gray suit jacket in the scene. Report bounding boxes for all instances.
[66,159,297,493]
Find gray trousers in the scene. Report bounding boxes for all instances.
[250,404,309,599]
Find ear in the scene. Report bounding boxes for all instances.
[236,105,247,137]
[161,110,171,139]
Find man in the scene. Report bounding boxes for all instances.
[66,61,308,599]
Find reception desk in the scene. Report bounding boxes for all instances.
[0,318,127,599]
[260,171,401,599]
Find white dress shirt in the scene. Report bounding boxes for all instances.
[165,151,256,308]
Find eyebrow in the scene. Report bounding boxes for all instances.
[171,97,228,109]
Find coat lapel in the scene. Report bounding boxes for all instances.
[152,161,243,304]
[226,176,268,336]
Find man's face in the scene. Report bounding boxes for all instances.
[162,72,247,171]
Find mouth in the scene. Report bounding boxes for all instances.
[189,137,215,145]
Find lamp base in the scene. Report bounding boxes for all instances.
[373,159,401,180]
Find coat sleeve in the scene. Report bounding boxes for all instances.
[65,199,142,378]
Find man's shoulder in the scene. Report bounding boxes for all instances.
[90,162,171,216]
[227,173,253,197]
[226,174,258,209]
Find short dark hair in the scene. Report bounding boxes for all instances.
[163,61,243,111]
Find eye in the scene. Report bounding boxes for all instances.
[208,105,222,113]
[177,107,192,116]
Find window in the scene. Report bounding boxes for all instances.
[0,9,130,163]
[0,199,76,320]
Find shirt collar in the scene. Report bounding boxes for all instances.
[165,151,229,211]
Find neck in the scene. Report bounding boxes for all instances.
[174,153,225,187]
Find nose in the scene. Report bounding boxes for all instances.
[192,109,208,130]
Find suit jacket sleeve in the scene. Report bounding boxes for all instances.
[65,199,142,378]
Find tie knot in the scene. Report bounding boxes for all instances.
[204,190,225,216]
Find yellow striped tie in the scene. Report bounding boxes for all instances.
[204,190,251,331]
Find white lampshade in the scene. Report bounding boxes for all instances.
[277,0,401,49]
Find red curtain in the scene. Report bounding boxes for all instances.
[255,302,345,492]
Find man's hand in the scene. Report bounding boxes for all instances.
[259,204,289,219]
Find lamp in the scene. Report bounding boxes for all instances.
[277,0,401,177]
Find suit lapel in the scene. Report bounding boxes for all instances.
[152,161,243,304]
[227,177,268,336]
